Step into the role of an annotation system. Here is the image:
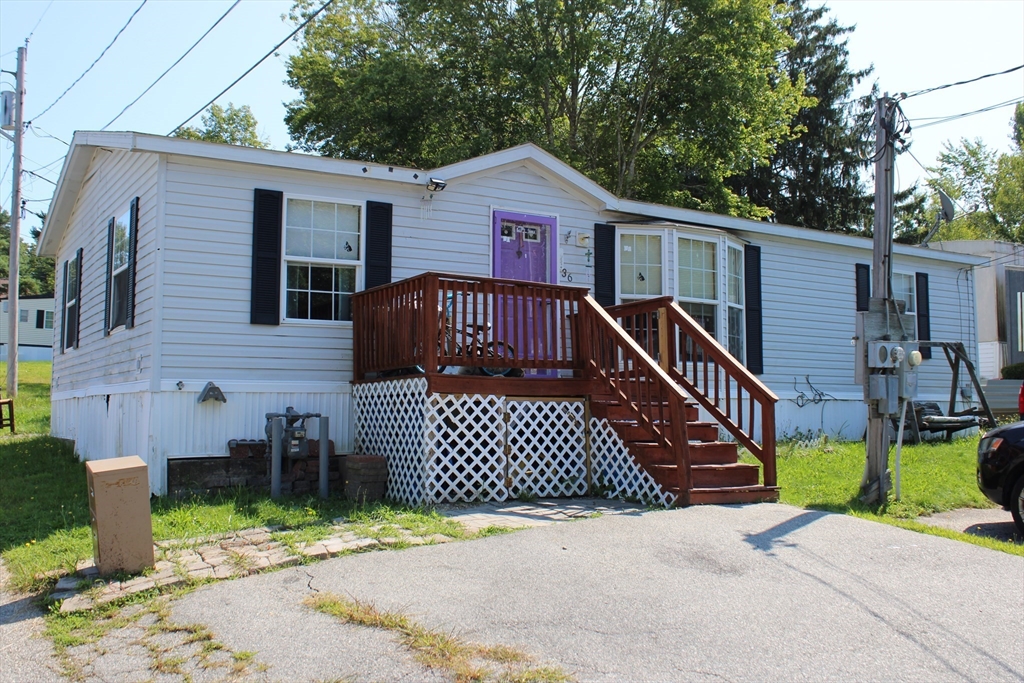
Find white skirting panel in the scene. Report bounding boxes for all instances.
[54,386,355,495]
[353,377,670,506]
[978,342,1005,380]
[0,345,54,361]
[51,392,156,493]
[153,388,354,458]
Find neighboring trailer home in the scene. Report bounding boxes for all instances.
[39,132,984,496]
[0,294,56,361]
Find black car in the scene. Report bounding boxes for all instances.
[977,421,1024,535]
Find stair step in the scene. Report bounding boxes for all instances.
[627,441,739,466]
[611,421,718,443]
[593,402,699,422]
[691,463,760,488]
[685,486,780,505]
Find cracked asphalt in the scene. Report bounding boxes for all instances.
[5,503,1022,682]
[170,504,1023,682]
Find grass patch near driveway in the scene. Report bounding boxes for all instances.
[307,592,572,682]
[742,434,1024,556]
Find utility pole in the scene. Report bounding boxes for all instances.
[862,94,896,504]
[6,46,25,399]
[858,93,921,505]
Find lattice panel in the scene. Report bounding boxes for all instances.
[589,417,675,507]
[352,378,428,505]
[507,400,588,498]
[424,393,508,503]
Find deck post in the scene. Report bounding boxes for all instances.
[657,307,670,372]
[761,401,776,487]
[422,274,439,374]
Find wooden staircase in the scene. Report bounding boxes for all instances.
[591,297,781,507]
[590,392,778,505]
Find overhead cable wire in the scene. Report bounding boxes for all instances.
[169,0,335,135]
[909,97,1024,129]
[29,124,69,146]
[103,0,241,130]
[26,0,56,42]
[30,0,148,122]
[24,169,56,185]
[901,64,1024,100]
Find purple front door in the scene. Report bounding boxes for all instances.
[493,211,558,376]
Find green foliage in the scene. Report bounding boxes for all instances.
[729,0,874,232]
[173,103,268,148]
[285,0,811,216]
[899,104,1024,244]
[0,209,56,297]
[1000,362,1024,380]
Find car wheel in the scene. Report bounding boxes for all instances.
[1011,475,1024,536]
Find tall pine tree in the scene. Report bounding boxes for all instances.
[730,0,874,232]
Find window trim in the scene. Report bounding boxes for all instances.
[892,271,917,317]
[615,228,669,302]
[726,244,745,363]
[44,310,54,330]
[107,206,133,334]
[280,193,365,325]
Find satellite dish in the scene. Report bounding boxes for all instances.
[937,189,955,223]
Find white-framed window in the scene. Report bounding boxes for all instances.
[108,207,132,331]
[19,309,27,323]
[63,257,79,351]
[618,232,664,300]
[283,197,362,322]
[726,246,744,361]
[676,236,719,338]
[892,272,916,316]
[44,310,54,330]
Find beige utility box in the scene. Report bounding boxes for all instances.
[86,456,155,576]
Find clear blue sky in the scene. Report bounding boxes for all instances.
[1,0,1022,237]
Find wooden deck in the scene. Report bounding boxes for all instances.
[351,273,778,506]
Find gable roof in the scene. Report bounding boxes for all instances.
[40,132,984,266]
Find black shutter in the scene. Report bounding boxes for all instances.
[743,244,764,375]
[104,217,114,335]
[60,260,68,353]
[36,310,44,329]
[855,263,871,312]
[364,201,393,291]
[126,197,139,329]
[594,223,616,307]
[916,272,931,359]
[73,247,82,349]
[250,189,283,325]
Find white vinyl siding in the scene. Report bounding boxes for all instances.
[51,148,158,392]
[0,297,56,347]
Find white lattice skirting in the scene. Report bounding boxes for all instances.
[353,377,671,507]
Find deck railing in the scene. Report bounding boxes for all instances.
[352,273,589,378]
[607,297,778,486]
[580,296,692,503]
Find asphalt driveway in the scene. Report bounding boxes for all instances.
[172,503,1024,682]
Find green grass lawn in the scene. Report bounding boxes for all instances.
[743,434,1023,556]
[2,361,1019,593]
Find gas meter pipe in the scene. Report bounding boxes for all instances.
[319,416,330,499]
[271,417,283,499]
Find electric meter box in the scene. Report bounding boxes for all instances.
[86,456,154,576]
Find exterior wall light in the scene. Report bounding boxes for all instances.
[426,178,447,192]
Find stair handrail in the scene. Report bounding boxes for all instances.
[580,295,692,505]
[606,297,777,487]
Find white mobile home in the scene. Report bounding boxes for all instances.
[40,132,983,497]
[0,294,56,361]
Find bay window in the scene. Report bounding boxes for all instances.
[619,232,663,300]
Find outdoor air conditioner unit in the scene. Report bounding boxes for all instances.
[0,91,14,130]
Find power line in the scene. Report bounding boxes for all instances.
[28,124,69,146]
[24,169,56,185]
[103,0,241,130]
[26,0,56,42]
[910,97,1023,130]
[169,0,335,135]
[901,64,1024,100]
[30,0,148,122]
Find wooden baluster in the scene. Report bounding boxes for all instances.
[422,275,438,374]
[736,383,743,434]
[725,369,731,420]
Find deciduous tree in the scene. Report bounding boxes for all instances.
[174,103,268,148]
